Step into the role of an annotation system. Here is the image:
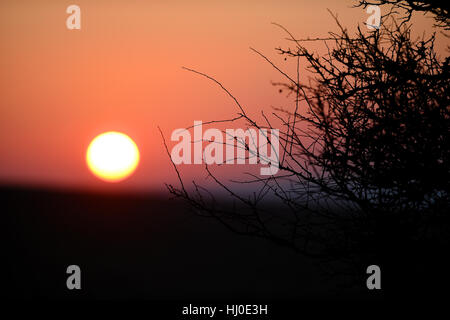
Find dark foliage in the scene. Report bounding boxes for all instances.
[357,0,450,29]
[163,3,450,290]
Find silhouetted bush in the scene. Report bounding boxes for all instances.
[164,2,449,292]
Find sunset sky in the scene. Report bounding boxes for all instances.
[0,0,446,193]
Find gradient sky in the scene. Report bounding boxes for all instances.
[0,0,447,193]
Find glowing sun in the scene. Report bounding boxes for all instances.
[86,131,140,182]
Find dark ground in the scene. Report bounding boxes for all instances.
[5,184,446,303]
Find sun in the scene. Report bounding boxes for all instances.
[86,131,140,182]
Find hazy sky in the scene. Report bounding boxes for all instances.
[0,0,447,193]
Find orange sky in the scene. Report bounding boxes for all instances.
[0,0,447,193]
